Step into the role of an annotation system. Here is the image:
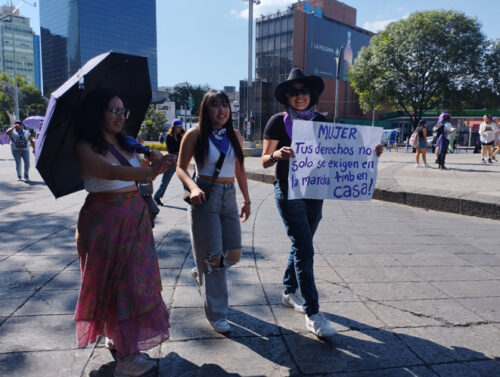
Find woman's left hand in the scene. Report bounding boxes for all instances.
[375,143,384,157]
[240,202,251,223]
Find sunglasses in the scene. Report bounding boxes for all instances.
[108,106,130,119]
[287,87,310,97]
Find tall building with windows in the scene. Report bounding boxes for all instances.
[241,0,373,140]
[0,6,36,86]
[40,0,157,95]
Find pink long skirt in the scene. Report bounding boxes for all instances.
[75,190,169,357]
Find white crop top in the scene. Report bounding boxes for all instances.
[83,156,141,193]
[196,139,237,178]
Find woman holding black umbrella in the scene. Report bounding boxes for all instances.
[74,88,175,377]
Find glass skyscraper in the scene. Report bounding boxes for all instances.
[40,0,157,95]
[0,8,36,86]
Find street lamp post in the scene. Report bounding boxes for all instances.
[244,0,260,141]
[334,45,344,124]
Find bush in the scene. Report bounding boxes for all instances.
[144,142,166,152]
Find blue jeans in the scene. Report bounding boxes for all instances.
[274,183,323,316]
[437,138,449,167]
[12,149,30,178]
[154,167,175,199]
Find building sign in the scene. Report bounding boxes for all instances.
[288,120,382,201]
[305,14,371,81]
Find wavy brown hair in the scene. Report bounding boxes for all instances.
[194,90,243,165]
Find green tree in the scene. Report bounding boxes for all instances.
[169,83,210,116]
[350,10,486,129]
[140,104,166,140]
[0,72,15,123]
[0,72,47,121]
[19,84,48,118]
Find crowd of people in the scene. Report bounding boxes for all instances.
[5,66,496,377]
[47,68,384,377]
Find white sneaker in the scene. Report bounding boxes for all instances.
[305,313,337,337]
[415,164,420,168]
[114,353,156,377]
[104,337,115,350]
[209,319,231,333]
[282,292,305,313]
[424,164,430,168]
[191,267,201,295]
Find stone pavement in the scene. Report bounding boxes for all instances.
[0,144,499,377]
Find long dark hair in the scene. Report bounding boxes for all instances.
[194,90,244,165]
[77,88,130,155]
[167,122,185,140]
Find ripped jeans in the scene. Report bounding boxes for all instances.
[188,177,242,322]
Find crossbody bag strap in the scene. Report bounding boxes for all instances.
[206,152,226,193]
[212,152,226,179]
[106,141,132,167]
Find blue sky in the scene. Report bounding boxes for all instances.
[11,0,500,90]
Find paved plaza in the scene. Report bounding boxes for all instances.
[0,144,499,377]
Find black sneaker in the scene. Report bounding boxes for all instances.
[154,197,163,206]
[488,158,493,163]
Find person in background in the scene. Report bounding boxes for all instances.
[389,129,398,151]
[177,90,251,334]
[74,88,175,377]
[6,120,35,181]
[154,119,185,205]
[491,116,500,161]
[262,67,385,339]
[414,120,429,168]
[479,114,496,164]
[435,112,455,170]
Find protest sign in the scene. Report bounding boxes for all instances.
[288,120,382,201]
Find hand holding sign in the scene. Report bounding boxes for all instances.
[288,120,383,201]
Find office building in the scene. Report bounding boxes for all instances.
[33,34,41,90]
[241,0,373,140]
[0,6,36,86]
[40,0,157,95]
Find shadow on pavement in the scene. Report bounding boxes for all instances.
[159,352,244,377]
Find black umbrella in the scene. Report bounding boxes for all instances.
[35,51,152,198]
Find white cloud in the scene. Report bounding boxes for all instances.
[235,0,295,20]
[230,9,238,16]
[362,19,395,33]
[362,14,409,33]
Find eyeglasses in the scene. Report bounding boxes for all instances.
[287,87,310,97]
[108,106,130,119]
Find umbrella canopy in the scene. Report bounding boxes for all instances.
[23,115,45,130]
[35,51,152,198]
[0,132,10,145]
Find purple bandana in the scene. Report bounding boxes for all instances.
[209,127,230,154]
[283,107,317,139]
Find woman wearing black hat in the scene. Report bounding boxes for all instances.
[261,67,337,338]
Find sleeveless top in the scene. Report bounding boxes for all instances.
[196,138,236,178]
[83,156,141,193]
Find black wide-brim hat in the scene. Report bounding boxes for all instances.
[275,67,324,106]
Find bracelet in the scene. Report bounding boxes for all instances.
[269,152,277,163]
[243,200,251,205]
